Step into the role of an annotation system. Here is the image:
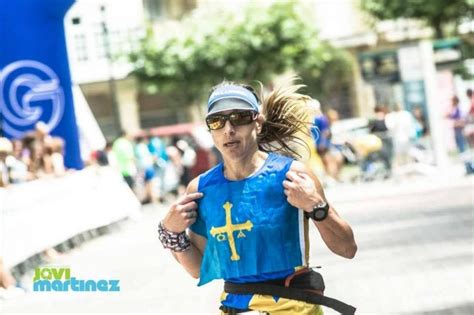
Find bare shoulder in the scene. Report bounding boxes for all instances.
[289,160,309,174]
[185,176,201,194]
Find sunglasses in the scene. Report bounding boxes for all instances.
[206,111,257,130]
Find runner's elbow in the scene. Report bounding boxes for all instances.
[190,270,200,279]
[183,264,200,279]
[344,242,357,259]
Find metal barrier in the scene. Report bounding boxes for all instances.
[0,166,141,268]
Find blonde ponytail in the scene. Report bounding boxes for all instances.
[258,77,316,160]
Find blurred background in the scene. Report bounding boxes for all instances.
[0,0,473,314]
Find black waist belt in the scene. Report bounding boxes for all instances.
[224,272,356,314]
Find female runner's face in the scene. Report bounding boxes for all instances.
[208,109,263,162]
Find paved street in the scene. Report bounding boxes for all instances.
[2,173,473,314]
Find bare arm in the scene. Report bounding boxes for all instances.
[162,177,207,278]
[283,161,357,259]
[170,231,206,279]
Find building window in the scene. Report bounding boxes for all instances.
[74,34,88,61]
[95,28,107,59]
[71,17,81,25]
[95,26,140,59]
[110,30,123,54]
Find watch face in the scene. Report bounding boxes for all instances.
[314,209,326,220]
[311,201,328,221]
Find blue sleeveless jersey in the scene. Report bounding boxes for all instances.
[190,153,307,286]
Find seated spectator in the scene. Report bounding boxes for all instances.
[0,138,13,187]
[28,139,48,178]
[5,151,29,185]
[0,257,16,289]
[45,137,66,176]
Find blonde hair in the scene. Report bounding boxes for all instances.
[257,77,316,160]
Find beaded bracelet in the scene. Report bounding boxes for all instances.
[157,222,191,252]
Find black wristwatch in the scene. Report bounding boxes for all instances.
[305,201,329,221]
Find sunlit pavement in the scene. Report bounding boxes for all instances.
[2,167,473,314]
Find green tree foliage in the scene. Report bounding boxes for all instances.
[360,0,473,38]
[129,1,352,107]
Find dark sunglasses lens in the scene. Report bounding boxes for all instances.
[206,116,225,130]
[230,112,254,126]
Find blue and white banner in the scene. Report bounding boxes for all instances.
[0,0,83,169]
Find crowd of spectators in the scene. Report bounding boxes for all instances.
[3,89,472,190]
[0,122,66,188]
[314,100,450,182]
[0,120,222,206]
[91,130,222,204]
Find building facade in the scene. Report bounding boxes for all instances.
[65,0,197,139]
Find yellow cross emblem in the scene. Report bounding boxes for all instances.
[210,201,253,261]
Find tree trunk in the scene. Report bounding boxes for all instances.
[434,23,444,39]
[431,16,444,39]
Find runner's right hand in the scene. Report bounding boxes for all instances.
[162,192,203,233]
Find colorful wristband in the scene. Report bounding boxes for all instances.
[158,222,191,252]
